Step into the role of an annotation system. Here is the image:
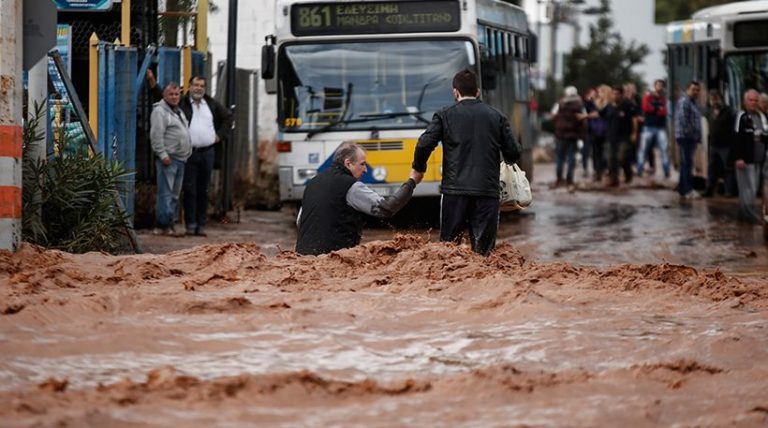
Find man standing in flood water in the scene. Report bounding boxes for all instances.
[410,69,521,256]
[296,142,422,255]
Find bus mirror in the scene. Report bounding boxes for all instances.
[481,59,498,91]
[261,44,275,80]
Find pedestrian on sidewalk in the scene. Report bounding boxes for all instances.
[601,85,638,186]
[733,89,767,224]
[638,79,671,179]
[551,86,586,187]
[585,85,610,182]
[703,90,736,197]
[674,81,703,199]
[150,82,192,235]
[180,76,233,237]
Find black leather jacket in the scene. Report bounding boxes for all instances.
[412,99,521,198]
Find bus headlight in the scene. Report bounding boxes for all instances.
[297,168,317,180]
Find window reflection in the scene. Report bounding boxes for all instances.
[278,39,476,131]
[725,53,768,108]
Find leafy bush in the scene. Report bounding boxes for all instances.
[22,102,131,254]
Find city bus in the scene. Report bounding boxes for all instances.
[666,0,768,182]
[261,0,535,206]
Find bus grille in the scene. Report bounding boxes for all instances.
[358,141,404,151]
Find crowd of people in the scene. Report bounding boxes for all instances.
[551,79,768,225]
[147,67,765,254]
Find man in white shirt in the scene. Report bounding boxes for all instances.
[179,76,233,236]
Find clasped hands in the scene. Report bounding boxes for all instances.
[409,169,425,185]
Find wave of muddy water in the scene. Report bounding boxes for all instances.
[1,236,767,426]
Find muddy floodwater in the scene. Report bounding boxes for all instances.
[1,175,767,426]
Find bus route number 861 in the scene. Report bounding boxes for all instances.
[299,6,331,27]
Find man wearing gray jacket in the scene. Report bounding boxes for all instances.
[150,82,192,235]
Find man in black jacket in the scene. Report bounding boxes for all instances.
[733,89,767,224]
[296,142,421,255]
[703,90,736,197]
[601,85,639,186]
[411,69,522,256]
[179,76,233,236]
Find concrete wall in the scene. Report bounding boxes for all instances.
[207,0,278,143]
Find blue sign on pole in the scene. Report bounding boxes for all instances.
[56,24,72,75]
[52,0,114,11]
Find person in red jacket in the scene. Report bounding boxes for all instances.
[637,79,670,178]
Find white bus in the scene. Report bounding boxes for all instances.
[261,0,535,206]
[666,0,768,181]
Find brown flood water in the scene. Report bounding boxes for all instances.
[1,232,767,426]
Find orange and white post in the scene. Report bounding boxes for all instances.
[0,0,23,252]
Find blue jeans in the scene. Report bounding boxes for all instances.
[638,126,670,177]
[156,158,185,228]
[555,138,577,182]
[677,138,696,196]
[183,147,215,232]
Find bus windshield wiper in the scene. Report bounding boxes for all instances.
[305,116,373,139]
[358,111,430,124]
[306,111,430,139]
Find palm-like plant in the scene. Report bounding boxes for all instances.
[22,103,132,254]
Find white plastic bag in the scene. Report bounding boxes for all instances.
[499,162,532,211]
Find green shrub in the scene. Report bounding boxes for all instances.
[22,102,131,254]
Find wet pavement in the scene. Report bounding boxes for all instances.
[139,162,768,275]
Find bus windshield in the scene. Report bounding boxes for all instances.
[277,39,476,132]
[724,52,768,108]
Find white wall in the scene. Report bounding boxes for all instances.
[207,0,278,141]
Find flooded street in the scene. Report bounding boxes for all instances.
[139,163,768,273]
[1,165,767,426]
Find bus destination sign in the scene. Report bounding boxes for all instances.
[291,1,461,36]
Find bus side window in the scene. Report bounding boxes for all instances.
[500,31,507,72]
[708,47,720,83]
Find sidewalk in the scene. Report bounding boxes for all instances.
[136,208,297,255]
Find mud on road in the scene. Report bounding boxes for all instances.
[1,235,767,426]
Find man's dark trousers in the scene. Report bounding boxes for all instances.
[183,145,215,233]
[440,194,500,256]
[608,138,634,184]
[677,137,696,196]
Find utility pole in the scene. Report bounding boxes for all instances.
[548,0,559,80]
[221,0,237,217]
[536,0,544,88]
[0,0,23,251]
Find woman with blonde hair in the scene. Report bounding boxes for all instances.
[584,84,611,181]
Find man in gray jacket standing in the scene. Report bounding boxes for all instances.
[150,82,192,235]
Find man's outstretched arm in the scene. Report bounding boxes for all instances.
[346,173,420,218]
